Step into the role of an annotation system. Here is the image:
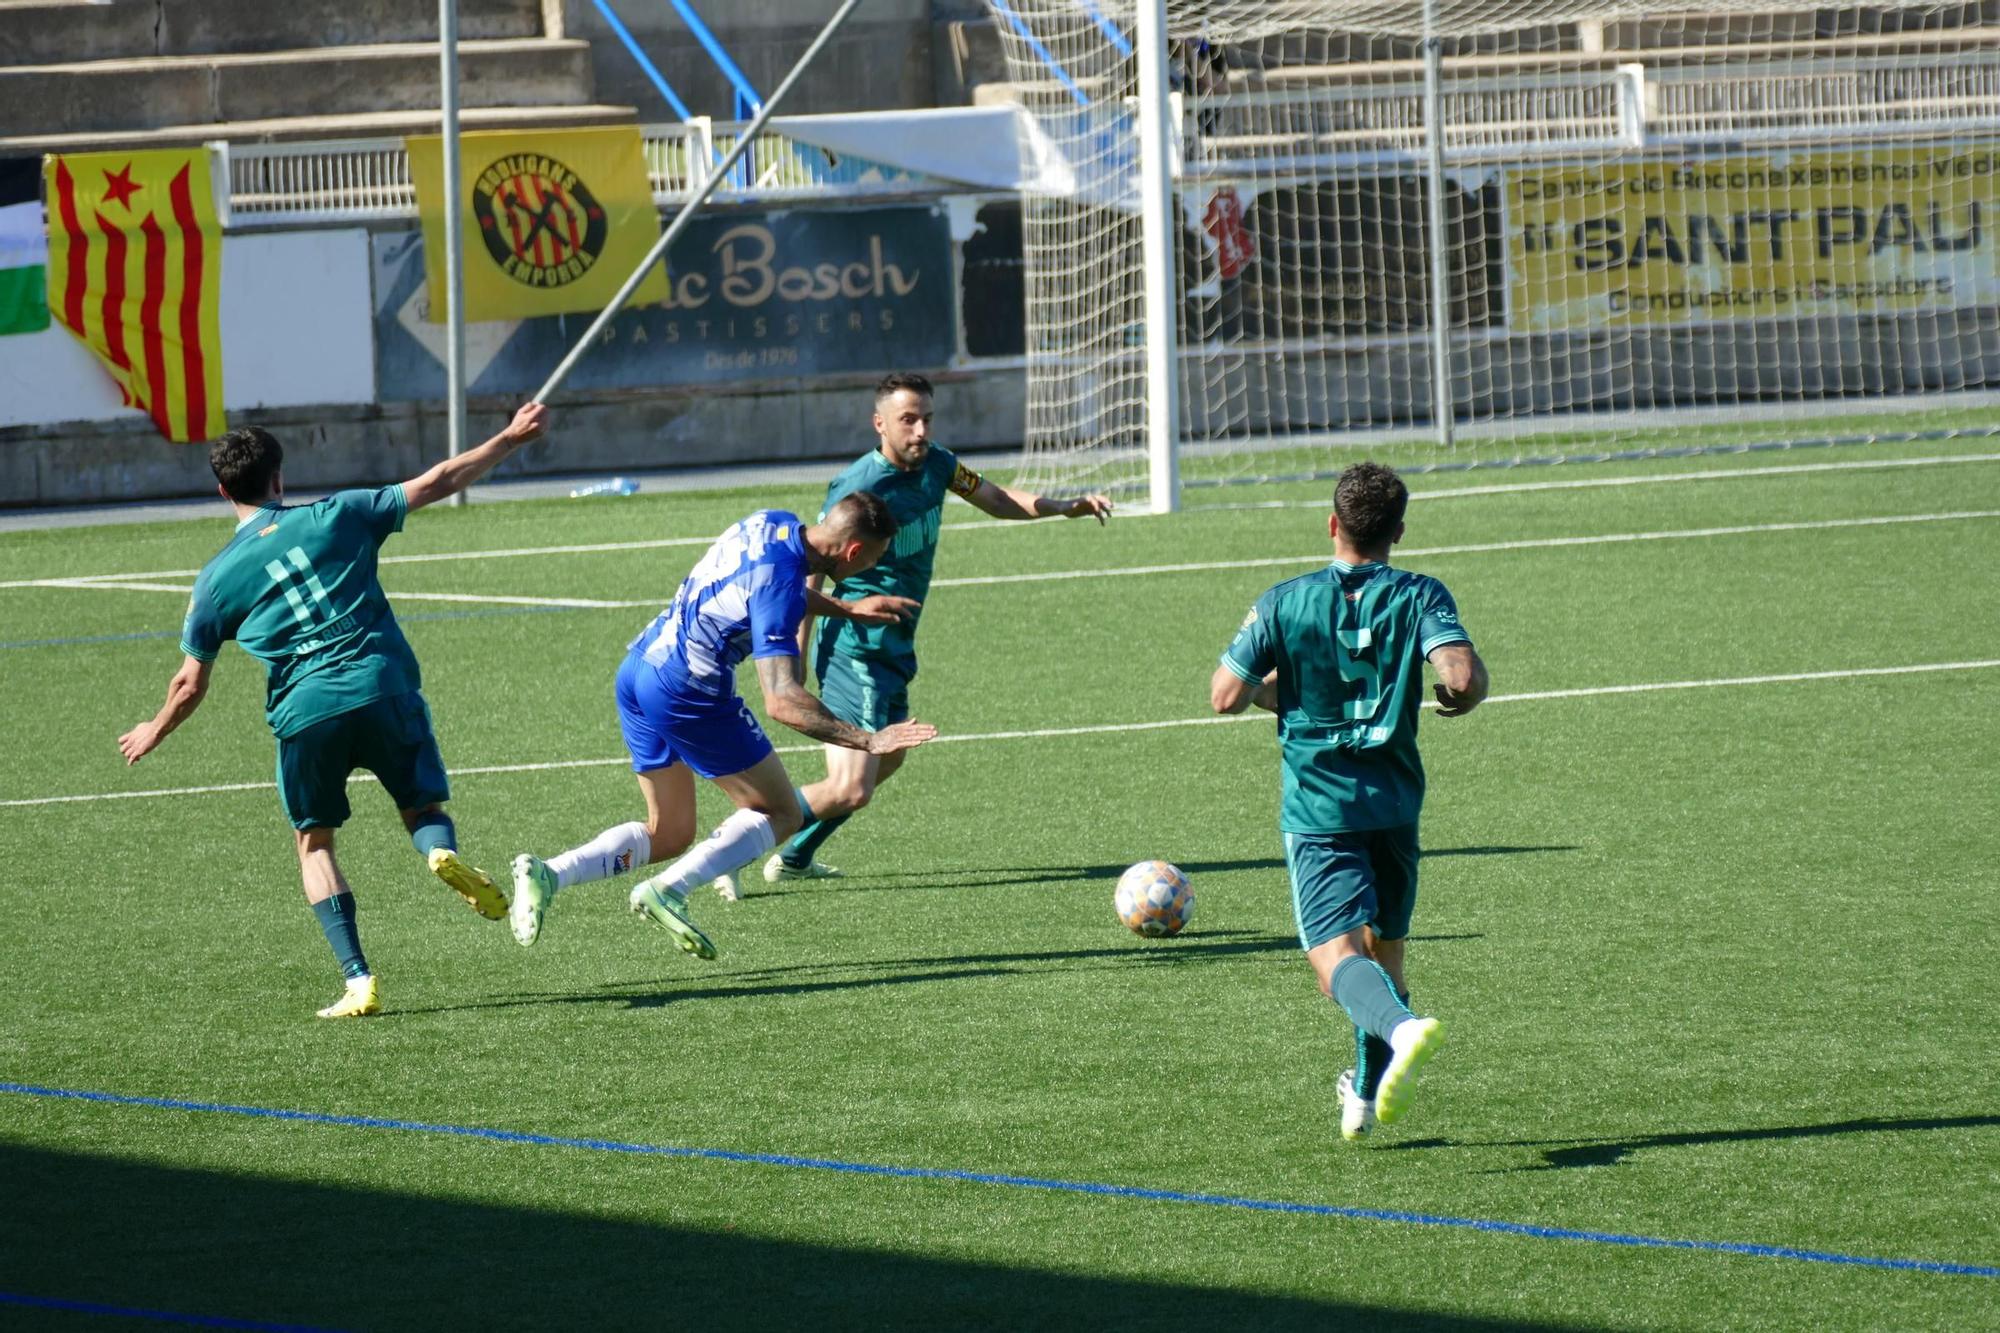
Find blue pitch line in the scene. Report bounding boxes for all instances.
[0,1290,344,1331]
[6,1082,1996,1280]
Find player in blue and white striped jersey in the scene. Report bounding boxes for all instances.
[509,493,936,957]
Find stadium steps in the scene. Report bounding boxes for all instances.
[0,104,643,156]
[0,0,637,155]
[0,0,546,64]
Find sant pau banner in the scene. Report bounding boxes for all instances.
[1506,147,2000,331]
[373,203,956,399]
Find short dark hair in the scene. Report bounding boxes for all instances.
[1334,462,1408,550]
[875,371,933,406]
[211,427,284,504]
[824,490,899,545]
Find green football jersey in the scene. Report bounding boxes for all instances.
[1220,559,1471,834]
[180,486,423,740]
[816,443,980,680]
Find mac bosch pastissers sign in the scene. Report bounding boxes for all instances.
[372,205,955,398]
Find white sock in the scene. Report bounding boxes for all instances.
[547,821,651,892]
[645,808,776,897]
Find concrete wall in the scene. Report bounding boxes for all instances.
[0,370,1028,505]
[1,229,376,431]
[559,0,936,121]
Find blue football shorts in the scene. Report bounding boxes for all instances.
[615,652,776,780]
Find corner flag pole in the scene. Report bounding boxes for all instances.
[531,0,867,404]
[439,0,469,506]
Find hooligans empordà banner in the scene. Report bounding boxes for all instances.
[44,148,225,442]
[407,125,669,323]
[0,156,50,337]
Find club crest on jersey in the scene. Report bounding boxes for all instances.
[257,523,280,537]
[473,154,609,289]
[1239,607,1258,629]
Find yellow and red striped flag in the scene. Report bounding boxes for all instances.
[44,148,225,442]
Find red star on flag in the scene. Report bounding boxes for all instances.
[101,163,142,209]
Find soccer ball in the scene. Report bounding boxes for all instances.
[1114,861,1194,938]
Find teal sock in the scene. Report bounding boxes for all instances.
[310,893,369,980]
[783,813,850,868]
[409,810,456,859]
[1330,956,1415,1043]
[1354,991,1408,1097]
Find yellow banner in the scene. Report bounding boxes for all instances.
[44,148,225,442]
[408,126,668,323]
[1507,148,2000,331]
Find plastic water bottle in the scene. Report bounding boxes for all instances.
[570,476,640,498]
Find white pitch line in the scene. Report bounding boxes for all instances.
[11,658,1998,810]
[927,509,2000,588]
[8,450,1999,591]
[17,509,2000,610]
[1197,451,2000,511]
[371,591,634,609]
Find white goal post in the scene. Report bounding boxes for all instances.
[983,1,2000,510]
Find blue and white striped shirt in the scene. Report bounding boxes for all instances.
[629,510,810,699]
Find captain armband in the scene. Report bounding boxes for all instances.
[947,462,984,499]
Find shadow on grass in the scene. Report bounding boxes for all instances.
[404,930,1488,1018]
[759,846,1578,896]
[0,1143,1579,1332]
[1387,1114,2000,1171]
[400,933,1302,1016]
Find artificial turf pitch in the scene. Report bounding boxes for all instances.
[2,438,1996,1330]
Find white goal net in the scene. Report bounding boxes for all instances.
[983,1,2000,505]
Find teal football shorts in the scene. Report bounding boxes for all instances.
[813,651,910,732]
[1283,824,1420,951]
[276,691,450,829]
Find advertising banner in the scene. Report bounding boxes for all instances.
[1507,148,2000,331]
[407,125,668,323]
[374,204,954,400]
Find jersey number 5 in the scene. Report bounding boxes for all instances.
[1333,621,1386,723]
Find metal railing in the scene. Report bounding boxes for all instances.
[215,49,2000,227]
[1186,68,1644,176]
[1646,51,2000,144]
[217,119,944,229]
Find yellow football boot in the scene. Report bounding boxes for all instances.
[316,974,380,1019]
[429,847,509,921]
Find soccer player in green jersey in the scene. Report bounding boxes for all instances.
[117,403,549,1018]
[1211,462,1489,1138]
[714,371,1113,898]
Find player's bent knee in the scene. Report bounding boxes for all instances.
[766,804,805,843]
[647,824,694,862]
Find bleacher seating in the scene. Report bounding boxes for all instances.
[0,0,635,154]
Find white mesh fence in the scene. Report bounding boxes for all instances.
[984,1,2000,501]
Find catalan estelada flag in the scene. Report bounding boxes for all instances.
[44,148,225,442]
[408,125,668,323]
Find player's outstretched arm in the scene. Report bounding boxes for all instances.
[400,403,549,511]
[118,655,214,764]
[755,656,938,754]
[965,477,1113,524]
[804,585,920,627]
[1429,643,1489,717]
